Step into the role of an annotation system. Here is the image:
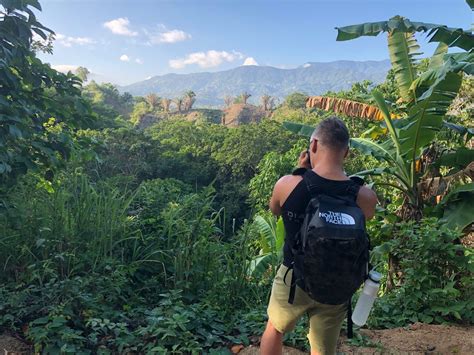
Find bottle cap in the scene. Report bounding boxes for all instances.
[368,270,382,283]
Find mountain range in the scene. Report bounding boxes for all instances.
[121,60,391,107]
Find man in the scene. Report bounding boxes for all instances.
[261,117,377,355]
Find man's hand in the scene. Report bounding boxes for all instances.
[297,149,311,169]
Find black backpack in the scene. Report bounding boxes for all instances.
[285,171,370,337]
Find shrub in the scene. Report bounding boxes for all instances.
[369,218,474,328]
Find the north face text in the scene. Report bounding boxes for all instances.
[319,211,355,225]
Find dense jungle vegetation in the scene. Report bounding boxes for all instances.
[0,0,473,353]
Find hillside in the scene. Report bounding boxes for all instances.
[121,60,391,107]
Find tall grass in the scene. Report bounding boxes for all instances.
[0,172,264,305]
[0,171,135,283]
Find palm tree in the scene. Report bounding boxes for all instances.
[240,92,251,105]
[145,93,160,111]
[260,95,275,111]
[174,97,184,113]
[161,98,171,113]
[183,91,196,112]
[224,95,233,108]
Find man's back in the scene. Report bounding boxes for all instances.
[270,167,377,221]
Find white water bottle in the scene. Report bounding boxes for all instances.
[352,270,381,326]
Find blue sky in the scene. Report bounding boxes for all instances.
[36,0,472,85]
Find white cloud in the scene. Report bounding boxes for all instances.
[243,57,258,66]
[52,64,79,73]
[54,33,96,47]
[120,54,130,62]
[149,29,191,44]
[135,58,143,64]
[303,63,311,68]
[103,18,138,37]
[169,50,244,69]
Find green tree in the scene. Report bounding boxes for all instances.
[0,0,91,185]
[335,16,474,223]
[284,92,308,109]
[183,90,196,112]
[236,92,251,105]
[82,82,134,127]
[161,98,172,113]
[75,66,90,82]
[145,93,161,111]
[260,95,275,111]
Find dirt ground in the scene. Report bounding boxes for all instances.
[240,323,474,355]
[1,323,473,354]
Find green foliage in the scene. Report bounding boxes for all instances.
[249,215,285,278]
[329,15,474,224]
[284,92,308,110]
[370,218,474,328]
[1,1,473,352]
[82,82,134,128]
[0,171,135,281]
[387,29,420,102]
[336,16,474,51]
[249,142,306,211]
[0,1,92,185]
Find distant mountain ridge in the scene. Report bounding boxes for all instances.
[121,60,391,107]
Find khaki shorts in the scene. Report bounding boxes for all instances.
[267,264,347,355]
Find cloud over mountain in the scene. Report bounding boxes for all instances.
[169,50,244,69]
[243,57,258,66]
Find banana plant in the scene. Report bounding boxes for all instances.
[285,15,474,228]
[248,215,285,278]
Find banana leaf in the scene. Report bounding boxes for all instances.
[336,16,440,41]
[443,121,474,138]
[399,58,467,159]
[428,42,449,70]
[248,253,277,278]
[283,121,314,138]
[388,31,420,102]
[435,183,474,230]
[253,215,275,254]
[336,16,474,51]
[434,148,474,169]
[350,138,396,162]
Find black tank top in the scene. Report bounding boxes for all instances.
[281,168,361,266]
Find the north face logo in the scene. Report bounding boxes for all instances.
[319,211,355,225]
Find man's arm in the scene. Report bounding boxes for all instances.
[356,185,378,220]
[269,178,283,216]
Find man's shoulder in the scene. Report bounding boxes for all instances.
[358,185,378,202]
[275,174,304,189]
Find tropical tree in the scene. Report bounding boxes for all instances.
[224,95,233,108]
[0,0,91,185]
[238,92,251,105]
[145,93,161,111]
[249,215,285,278]
[183,91,196,112]
[174,97,184,113]
[161,98,172,113]
[286,15,474,228]
[260,95,275,111]
[75,66,90,82]
[284,92,308,110]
